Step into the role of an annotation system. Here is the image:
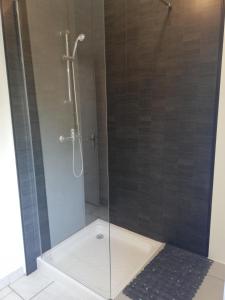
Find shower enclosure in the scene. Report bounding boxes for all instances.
[21,0,111,297]
[4,0,164,298]
[2,0,222,298]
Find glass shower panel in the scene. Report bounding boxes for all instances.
[23,0,110,298]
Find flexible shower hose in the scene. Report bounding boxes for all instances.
[71,60,84,178]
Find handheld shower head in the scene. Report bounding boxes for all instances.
[72,33,86,57]
[78,34,85,41]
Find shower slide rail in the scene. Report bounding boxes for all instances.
[59,30,85,178]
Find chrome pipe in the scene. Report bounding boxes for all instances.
[60,30,72,103]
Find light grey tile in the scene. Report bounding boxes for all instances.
[10,271,53,300]
[0,287,12,299]
[116,293,131,300]
[194,275,224,300]
[208,262,225,281]
[32,282,78,300]
[3,293,23,300]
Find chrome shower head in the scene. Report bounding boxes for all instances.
[78,34,85,41]
[72,33,86,57]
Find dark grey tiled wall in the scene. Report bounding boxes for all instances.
[105,0,224,256]
[1,0,50,273]
[93,1,109,206]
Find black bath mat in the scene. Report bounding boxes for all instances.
[124,245,213,300]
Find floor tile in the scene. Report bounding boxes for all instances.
[116,293,131,300]
[32,282,80,300]
[0,287,11,299]
[209,262,225,281]
[194,275,224,300]
[10,271,53,300]
[4,293,23,300]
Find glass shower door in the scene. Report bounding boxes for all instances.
[19,0,110,298]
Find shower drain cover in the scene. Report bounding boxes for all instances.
[96,233,104,240]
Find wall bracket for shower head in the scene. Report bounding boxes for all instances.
[59,30,70,37]
[61,33,86,61]
[160,0,172,9]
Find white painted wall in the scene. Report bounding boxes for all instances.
[209,22,225,264]
[0,12,25,286]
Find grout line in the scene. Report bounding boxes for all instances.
[207,273,225,282]
[9,281,55,300]
[193,274,225,300]
[207,263,225,282]
[8,286,25,300]
[1,287,13,300]
[29,281,55,300]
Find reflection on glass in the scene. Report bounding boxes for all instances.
[25,0,110,298]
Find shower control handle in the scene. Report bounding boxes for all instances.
[59,128,75,143]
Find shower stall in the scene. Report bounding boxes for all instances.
[1,0,223,299]
[0,0,164,299]
[19,0,112,296]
